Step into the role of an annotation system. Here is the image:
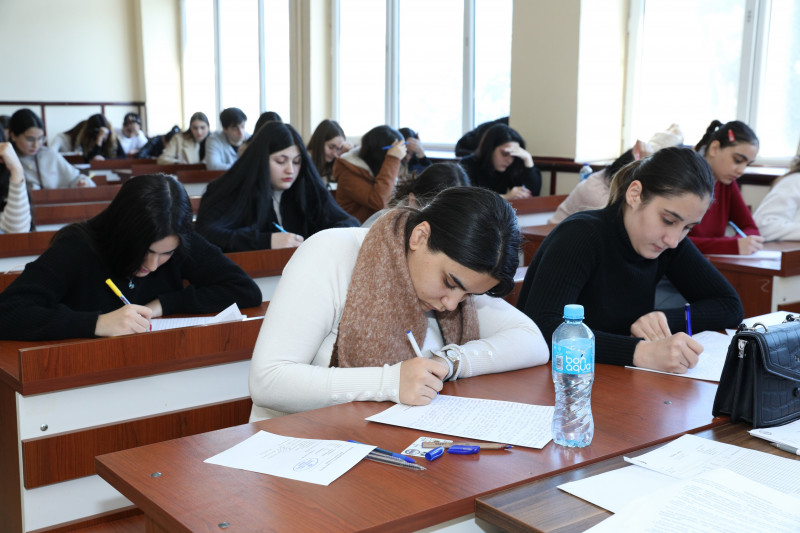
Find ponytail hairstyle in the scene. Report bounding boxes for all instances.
[392,162,470,208]
[694,120,759,154]
[607,146,714,208]
[403,186,521,298]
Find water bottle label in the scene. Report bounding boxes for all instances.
[553,340,594,374]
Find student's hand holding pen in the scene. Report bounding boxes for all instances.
[737,235,764,255]
[386,140,408,161]
[399,357,446,405]
[632,333,702,374]
[271,231,303,249]
[94,304,153,337]
[630,311,672,341]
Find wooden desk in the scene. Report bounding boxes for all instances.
[508,195,565,227]
[95,364,725,533]
[0,304,269,532]
[30,185,122,205]
[475,423,795,533]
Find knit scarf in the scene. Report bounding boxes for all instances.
[330,209,479,368]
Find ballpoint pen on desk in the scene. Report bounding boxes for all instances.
[728,220,748,238]
[365,451,426,471]
[771,442,800,456]
[685,302,692,337]
[421,441,512,450]
[348,440,416,463]
[273,222,288,233]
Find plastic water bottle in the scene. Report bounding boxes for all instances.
[579,163,593,181]
[552,304,595,447]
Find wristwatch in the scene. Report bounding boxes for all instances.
[441,349,462,381]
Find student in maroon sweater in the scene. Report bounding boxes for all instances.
[688,120,762,255]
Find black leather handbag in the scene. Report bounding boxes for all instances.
[712,316,800,428]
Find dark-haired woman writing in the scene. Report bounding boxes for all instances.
[248,186,548,420]
[517,147,743,373]
[196,121,358,252]
[0,174,260,341]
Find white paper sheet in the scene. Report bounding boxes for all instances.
[585,469,800,533]
[150,303,245,331]
[204,430,374,486]
[626,330,730,381]
[558,465,678,514]
[706,249,782,260]
[750,418,800,449]
[624,433,800,496]
[365,394,554,449]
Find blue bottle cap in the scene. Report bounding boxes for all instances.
[425,446,445,461]
[563,304,584,320]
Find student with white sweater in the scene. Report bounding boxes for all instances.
[753,155,800,241]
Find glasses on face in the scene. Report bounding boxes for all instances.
[23,135,45,145]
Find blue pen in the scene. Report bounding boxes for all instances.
[685,302,692,337]
[728,220,747,238]
[273,222,288,233]
[381,141,408,150]
[348,440,416,463]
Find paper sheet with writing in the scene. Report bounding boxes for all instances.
[204,430,374,486]
[365,394,554,449]
[585,469,800,533]
[624,433,800,496]
[150,303,245,331]
[750,418,800,449]
[626,330,731,381]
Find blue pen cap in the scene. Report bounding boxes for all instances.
[447,445,480,455]
[563,304,584,320]
[425,446,445,461]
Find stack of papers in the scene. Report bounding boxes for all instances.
[750,418,800,449]
[150,303,245,331]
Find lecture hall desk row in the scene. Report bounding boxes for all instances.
[93,363,729,533]
[520,224,800,317]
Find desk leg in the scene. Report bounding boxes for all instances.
[0,382,22,533]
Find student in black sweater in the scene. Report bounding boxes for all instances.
[517,147,743,373]
[0,174,261,341]
[196,121,358,252]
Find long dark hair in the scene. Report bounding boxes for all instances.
[475,124,526,173]
[404,186,521,298]
[694,120,759,154]
[182,112,209,141]
[55,174,194,277]
[196,121,330,236]
[77,114,120,159]
[608,146,715,207]
[393,162,470,207]
[359,125,403,177]
[8,109,45,154]
[307,119,346,177]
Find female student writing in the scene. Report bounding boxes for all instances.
[752,155,800,241]
[306,119,352,185]
[516,147,743,373]
[689,120,763,255]
[157,112,210,164]
[333,125,407,223]
[8,109,93,189]
[195,121,359,252]
[0,174,261,341]
[459,123,542,200]
[248,186,549,420]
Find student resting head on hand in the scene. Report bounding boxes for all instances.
[248,186,549,421]
[459,123,542,201]
[0,174,261,341]
[689,120,762,255]
[517,146,744,374]
[195,121,359,252]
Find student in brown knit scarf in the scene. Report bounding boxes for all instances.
[248,186,549,421]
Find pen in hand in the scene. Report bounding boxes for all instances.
[406,330,424,357]
[273,222,288,233]
[728,220,747,238]
[684,302,692,337]
[106,278,131,305]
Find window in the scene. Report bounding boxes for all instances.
[337,0,513,146]
[182,0,291,132]
[626,0,800,162]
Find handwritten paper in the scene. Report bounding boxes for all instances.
[365,394,553,449]
[585,469,800,533]
[150,303,245,331]
[204,430,374,486]
[626,330,731,382]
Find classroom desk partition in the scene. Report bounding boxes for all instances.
[30,185,122,204]
[0,303,269,533]
[508,194,566,227]
[474,422,793,533]
[95,364,725,533]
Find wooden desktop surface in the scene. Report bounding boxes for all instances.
[474,422,796,533]
[96,364,726,533]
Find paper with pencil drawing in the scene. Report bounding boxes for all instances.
[366,394,553,449]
